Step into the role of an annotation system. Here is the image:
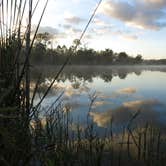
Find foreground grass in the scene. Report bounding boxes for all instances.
[28,106,166,166]
[0,81,166,165]
[0,1,165,165]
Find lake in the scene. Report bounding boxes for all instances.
[32,65,166,134]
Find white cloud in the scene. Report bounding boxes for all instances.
[142,0,166,8]
[114,30,138,40]
[90,111,111,127]
[117,87,137,94]
[37,26,59,35]
[65,16,85,24]
[90,99,163,127]
[91,26,110,35]
[93,18,111,27]
[99,0,166,30]
[92,101,110,109]
[63,24,72,29]
[64,12,85,24]
[91,26,138,40]
[123,99,160,109]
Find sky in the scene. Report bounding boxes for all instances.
[32,0,166,59]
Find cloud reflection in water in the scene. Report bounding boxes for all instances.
[90,99,164,128]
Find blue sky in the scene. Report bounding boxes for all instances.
[32,0,166,59]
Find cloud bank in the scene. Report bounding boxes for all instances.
[99,0,166,30]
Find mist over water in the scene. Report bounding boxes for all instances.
[32,65,166,133]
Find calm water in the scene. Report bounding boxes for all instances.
[32,65,166,133]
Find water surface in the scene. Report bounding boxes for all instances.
[32,65,166,133]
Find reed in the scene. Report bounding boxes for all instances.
[30,103,166,166]
[0,0,165,165]
[0,0,49,165]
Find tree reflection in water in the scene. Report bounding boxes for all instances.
[30,65,166,133]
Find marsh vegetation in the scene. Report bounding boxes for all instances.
[0,0,166,166]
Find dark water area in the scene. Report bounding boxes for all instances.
[31,65,166,134]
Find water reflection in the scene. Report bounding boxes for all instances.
[31,65,147,84]
[90,99,162,127]
[116,87,137,94]
[31,65,166,131]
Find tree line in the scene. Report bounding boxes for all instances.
[30,33,166,65]
[30,33,143,65]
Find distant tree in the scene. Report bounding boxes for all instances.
[30,41,145,65]
[135,54,143,63]
[118,52,128,59]
[36,32,52,47]
[32,43,46,64]
[56,45,63,54]
[117,52,129,63]
[105,49,113,56]
[61,45,68,55]
[73,39,81,47]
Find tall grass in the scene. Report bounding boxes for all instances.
[0,0,103,165]
[30,103,166,166]
[1,0,165,165]
[0,0,49,165]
